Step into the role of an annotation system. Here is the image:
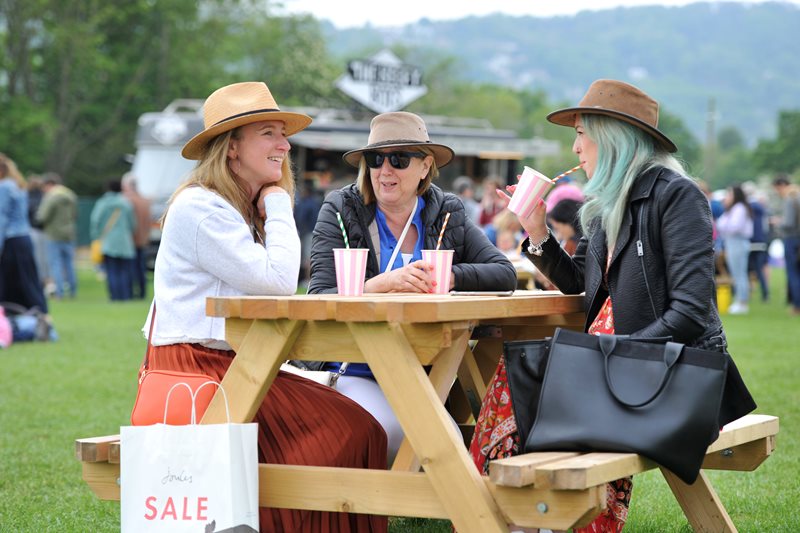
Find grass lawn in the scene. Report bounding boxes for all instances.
[0,264,797,532]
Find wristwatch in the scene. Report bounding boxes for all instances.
[526,230,551,257]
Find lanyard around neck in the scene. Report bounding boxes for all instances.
[384,196,419,274]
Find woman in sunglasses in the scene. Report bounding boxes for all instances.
[308,111,516,462]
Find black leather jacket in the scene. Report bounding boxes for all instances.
[309,183,517,294]
[528,166,722,346]
[527,166,756,425]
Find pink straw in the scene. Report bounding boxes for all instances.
[552,164,583,183]
[435,212,451,250]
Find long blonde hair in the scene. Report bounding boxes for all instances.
[165,127,296,242]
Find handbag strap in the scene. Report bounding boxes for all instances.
[599,334,683,407]
[384,196,419,274]
[100,208,122,240]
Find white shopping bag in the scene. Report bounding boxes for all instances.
[121,382,259,532]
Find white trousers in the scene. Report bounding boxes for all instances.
[336,375,460,465]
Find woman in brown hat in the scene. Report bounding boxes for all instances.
[469,80,755,532]
[307,111,516,462]
[143,81,388,532]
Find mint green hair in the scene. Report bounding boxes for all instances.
[579,114,689,248]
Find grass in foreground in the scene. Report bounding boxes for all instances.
[0,267,797,531]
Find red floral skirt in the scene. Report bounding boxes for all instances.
[468,296,631,532]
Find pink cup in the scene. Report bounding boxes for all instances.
[507,166,554,219]
[333,248,369,296]
[422,249,454,295]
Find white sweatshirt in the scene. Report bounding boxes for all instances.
[144,186,300,349]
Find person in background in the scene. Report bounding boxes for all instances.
[546,198,584,256]
[293,179,322,284]
[0,155,48,314]
[121,172,152,299]
[717,184,754,314]
[453,175,481,224]
[90,178,136,301]
[772,174,800,315]
[478,175,508,227]
[544,174,584,211]
[26,174,51,292]
[471,79,756,533]
[145,81,387,532]
[309,111,516,462]
[743,182,769,302]
[36,172,78,299]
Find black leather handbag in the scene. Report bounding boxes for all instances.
[522,328,729,484]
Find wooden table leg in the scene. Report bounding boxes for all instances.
[350,322,508,533]
[660,468,737,532]
[392,328,471,472]
[201,319,304,424]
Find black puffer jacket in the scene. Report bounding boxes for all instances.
[526,166,756,425]
[308,183,517,294]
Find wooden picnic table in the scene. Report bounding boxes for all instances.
[199,289,584,532]
[76,289,778,531]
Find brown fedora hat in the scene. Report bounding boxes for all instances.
[182,82,312,160]
[546,79,677,153]
[343,111,454,168]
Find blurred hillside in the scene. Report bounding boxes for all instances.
[324,1,800,145]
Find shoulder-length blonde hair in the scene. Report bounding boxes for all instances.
[356,147,439,205]
[164,127,296,241]
[0,153,27,189]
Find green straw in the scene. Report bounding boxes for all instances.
[336,212,350,248]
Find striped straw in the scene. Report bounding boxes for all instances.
[435,212,451,250]
[552,164,583,183]
[335,212,349,249]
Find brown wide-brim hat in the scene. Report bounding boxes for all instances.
[343,111,455,168]
[546,79,677,153]
[182,81,312,160]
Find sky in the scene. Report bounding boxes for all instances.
[278,0,797,28]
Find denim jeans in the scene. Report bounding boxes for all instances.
[724,236,750,303]
[45,239,77,298]
[783,236,800,309]
[104,256,133,301]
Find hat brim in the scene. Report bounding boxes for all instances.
[181,110,312,160]
[546,106,678,153]
[343,141,455,168]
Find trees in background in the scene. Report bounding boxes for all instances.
[1,2,797,193]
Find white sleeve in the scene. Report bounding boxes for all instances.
[194,192,300,295]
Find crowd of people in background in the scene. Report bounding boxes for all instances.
[2,148,800,322]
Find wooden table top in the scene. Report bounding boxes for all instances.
[206,289,584,323]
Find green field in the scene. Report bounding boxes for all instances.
[0,265,797,532]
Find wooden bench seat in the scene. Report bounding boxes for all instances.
[75,413,777,531]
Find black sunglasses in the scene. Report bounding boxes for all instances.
[363,150,426,170]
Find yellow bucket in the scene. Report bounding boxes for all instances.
[717,283,732,314]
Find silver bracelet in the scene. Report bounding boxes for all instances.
[526,230,551,257]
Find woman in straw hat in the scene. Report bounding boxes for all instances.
[470,80,756,532]
[143,81,388,532]
[307,111,516,462]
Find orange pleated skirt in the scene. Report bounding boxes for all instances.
[148,343,389,533]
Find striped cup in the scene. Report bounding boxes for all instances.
[333,248,369,296]
[422,249,454,295]
[507,166,554,219]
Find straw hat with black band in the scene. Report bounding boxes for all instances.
[343,112,455,168]
[182,81,312,160]
[546,79,677,153]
